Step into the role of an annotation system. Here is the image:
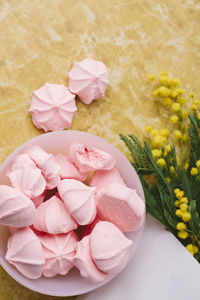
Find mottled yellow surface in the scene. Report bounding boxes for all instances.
[0,0,200,298]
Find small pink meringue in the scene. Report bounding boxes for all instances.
[97,183,145,232]
[26,146,60,189]
[68,58,109,105]
[73,235,107,282]
[0,185,36,228]
[58,179,96,225]
[5,227,45,279]
[68,142,116,173]
[29,82,77,132]
[38,231,78,277]
[54,153,88,181]
[7,154,46,199]
[90,221,132,274]
[31,193,45,208]
[90,168,126,201]
[33,195,78,234]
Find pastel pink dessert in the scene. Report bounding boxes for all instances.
[31,193,45,208]
[54,153,88,181]
[68,142,116,173]
[68,58,109,105]
[73,235,107,282]
[90,221,132,274]
[7,154,46,199]
[26,145,60,189]
[33,195,78,234]
[38,231,78,277]
[58,179,96,225]
[97,183,145,232]
[80,214,102,239]
[0,185,36,228]
[29,82,77,132]
[5,227,45,279]
[90,168,126,201]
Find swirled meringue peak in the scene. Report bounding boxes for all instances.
[58,179,96,225]
[38,231,78,278]
[54,153,88,182]
[33,195,78,234]
[0,185,36,228]
[29,83,77,132]
[5,227,45,279]
[90,168,126,201]
[73,235,107,282]
[68,58,109,104]
[26,146,60,189]
[97,183,145,232]
[90,221,132,275]
[7,154,46,199]
[68,142,116,173]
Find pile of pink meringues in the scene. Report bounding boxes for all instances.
[0,142,145,282]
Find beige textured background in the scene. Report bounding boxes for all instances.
[0,0,200,299]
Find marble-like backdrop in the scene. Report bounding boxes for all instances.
[0,0,200,299]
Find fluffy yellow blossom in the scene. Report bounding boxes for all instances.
[153,135,166,147]
[190,167,198,175]
[170,166,176,174]
[163,97,171,105]
[186,244,198,256]
[174,188,180,194]
[180,197,188,204]
[180,203,188,212]
[174,200,180,207]
[145,125,152,133]
[181,110,188,120]
[150,129,159,136]
[152,149,162,158]
[176,209,182,217]
[158,86,171,97]
[156,158,166,168]
[182,134,187,142]
[160,129,170,137]
[178,97,186,104]
[184,162,189,170]
[170,115,179,124]
[166,177,170,183]
[178,231,188,239]
[181,212,191,222]
[198,114,200,120]
[164,144,171,153]
[176,190,184,199]
[196,160,200,168]
[174,130,182,140]
[193,100,199,105]
[172,103,181,112]
[160,70,168,76]
[176,223,186,231]
[188,92,195,99]
[191,104,198,111]
[170,78,180,87]
[171,90,179,99]
[148,74,156,82]
[176,88,184,95]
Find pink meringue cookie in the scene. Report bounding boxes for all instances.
[58,179,96,225]
[5,227,45,279]
[90,221,132,275]
[0,185,36,228]
[38,231,78,277]
[29,82,77,132]
[97,183,145,232]
[33,195,78,234]
[80,214,102,239]
[7,154,46,199]
[54,153,88,181]
[68,58,109,105]
[26,146,60,189]
[68,143,116,173]
[73,235,107,282]
[31,193,45,208]
[90,168,126,201]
